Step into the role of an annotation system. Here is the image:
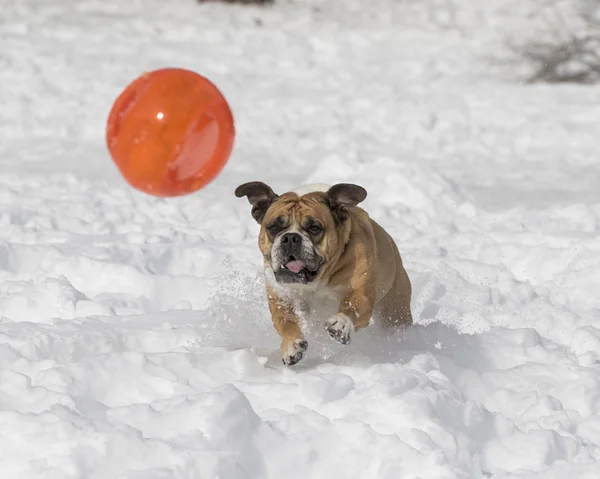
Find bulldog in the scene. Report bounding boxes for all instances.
[235,182,412,366]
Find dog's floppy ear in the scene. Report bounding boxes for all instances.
[323,183,367,226]
[235,181,279,223]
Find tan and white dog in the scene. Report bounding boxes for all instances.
[235,182,412,365]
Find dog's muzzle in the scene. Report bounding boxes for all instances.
[272,232,322,284]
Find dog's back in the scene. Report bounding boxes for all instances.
[290,183,331,196]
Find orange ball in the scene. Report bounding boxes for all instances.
[106,68,235,197]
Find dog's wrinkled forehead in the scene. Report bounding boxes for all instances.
[263,192,331,227]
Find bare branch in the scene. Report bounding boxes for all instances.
[513,5,600,84]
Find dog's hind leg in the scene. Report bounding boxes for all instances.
[376,265,413,329]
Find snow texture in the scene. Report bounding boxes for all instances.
[1,0,600,478]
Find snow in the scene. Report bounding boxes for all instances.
[2,0,600,477]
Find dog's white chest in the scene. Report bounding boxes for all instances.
[266,266,340,321]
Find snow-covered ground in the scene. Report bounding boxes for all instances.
[2,0,600,477]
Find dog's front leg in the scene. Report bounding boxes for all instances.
[325,286,374,345]
[266,286,307,366]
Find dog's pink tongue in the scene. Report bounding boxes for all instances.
[286,260,306,273]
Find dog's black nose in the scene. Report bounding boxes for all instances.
[280,232,303,257]
[281,232,302,245]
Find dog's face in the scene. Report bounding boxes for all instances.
[235,182,367,285]
[260,192,331,285]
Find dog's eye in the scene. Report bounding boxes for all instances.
[266,216,287,236]
[266,223,281,235]
[308,224,323,235]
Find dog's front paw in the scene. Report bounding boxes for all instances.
[325,313,354,345]
[281,338,308,366]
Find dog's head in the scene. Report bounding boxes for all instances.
[235,182,367,285]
